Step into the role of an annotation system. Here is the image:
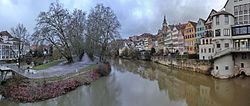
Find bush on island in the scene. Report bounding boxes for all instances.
[96,62,111,76]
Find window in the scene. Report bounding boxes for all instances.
[241,63,245,68]
[244,15,248,24]
[215,29,221,37]
[216,16,219,25]
[224,29,230,36]
[242,53,247,59]
[225,66,229,70]
[244,4,248,14]
[234,6,239,15]
[249,3,250,13]
[239,16,243,24]
[236,27,240,34]
[216,66,219,70]
[225,15,229,24]
[249,15,250,23]
[235,17,238,25]
[240,27,248,34]
[240,5,243,15]
[204,48,206,53]
[209,48,211,53]
[225,43,229,48]
[201,48,203,53]
[217,44,221,48]
[248,26,250,33]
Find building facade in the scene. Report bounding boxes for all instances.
[212,0,250,78]
[199,38,214,60]
[196,18,206,45]
[157,16,170,55]
[184,21,197,54]
[0,31,30,61]
[199,10,218,60]
[172,25,185,55]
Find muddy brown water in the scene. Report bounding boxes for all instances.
[0,59,250,106]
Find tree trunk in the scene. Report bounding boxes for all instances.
[66,56,73,63]
[78,50,85,61]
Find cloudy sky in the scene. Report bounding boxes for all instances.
[0,0,227,38]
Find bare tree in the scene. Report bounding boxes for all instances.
[67,9,86,61]
[34,1,74,63]
[86,4,121,62]
[11,23,30,67]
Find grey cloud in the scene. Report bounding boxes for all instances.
[0,0,227,38]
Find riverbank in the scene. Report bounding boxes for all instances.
[0,63,111,103]
[152,56,213,75]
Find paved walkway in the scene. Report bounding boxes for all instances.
[5,54,98,79]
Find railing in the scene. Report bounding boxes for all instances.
[213,47,250,59]
[231,47,250,52]
[213,48,231,58]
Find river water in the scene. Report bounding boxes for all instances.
[1,59,250,106]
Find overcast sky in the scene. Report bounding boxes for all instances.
[0,0,227,38]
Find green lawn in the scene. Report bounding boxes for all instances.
[32,60,61,70]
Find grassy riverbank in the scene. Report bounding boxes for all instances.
[0,64,105,103]
[32,60,62,70]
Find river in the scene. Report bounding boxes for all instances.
[1,59,250,106]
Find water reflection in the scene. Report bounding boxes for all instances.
[113,59,250,106]
[1,59,250,106]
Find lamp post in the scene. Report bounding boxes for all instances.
[170,31,173,70]
[18,40,21,68]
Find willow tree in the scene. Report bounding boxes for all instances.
[86,4,121,62]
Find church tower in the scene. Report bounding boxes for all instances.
[162,15,168,31]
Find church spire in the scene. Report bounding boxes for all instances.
[163,15,167,24]
[162,15,168,31]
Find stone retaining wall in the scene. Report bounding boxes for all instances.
[152,56,213,75]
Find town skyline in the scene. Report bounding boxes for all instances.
[0,0,227,38]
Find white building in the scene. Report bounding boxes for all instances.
[212,0,250,78]
[164,30,173,52]
[199,10,218,60]
[0,31,30,61]
[172,26,185,55]
[199,38,215,60]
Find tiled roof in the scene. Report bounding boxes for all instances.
[176,23,187,31]
[199,18,205,23]
[8,37,21,42]
[205,9,218,22]
[212,10,234,17]
[189,21,197,27]
[223,0,229,8]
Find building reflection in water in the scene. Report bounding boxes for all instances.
[112,59,250,106]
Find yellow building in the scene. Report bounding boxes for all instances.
[184,21,197,54]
